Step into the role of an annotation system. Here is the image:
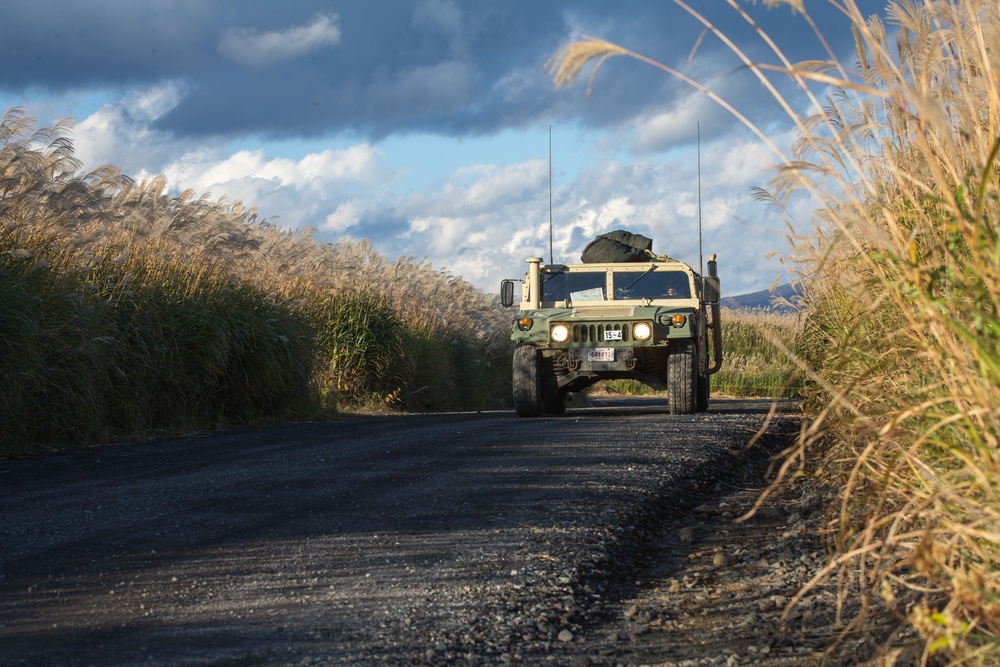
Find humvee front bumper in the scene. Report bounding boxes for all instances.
[556,347,637,373]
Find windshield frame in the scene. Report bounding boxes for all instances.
[537,265,694,304]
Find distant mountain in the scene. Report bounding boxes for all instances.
[721,282,802,312]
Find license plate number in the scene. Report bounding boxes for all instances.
[588,348,615,362]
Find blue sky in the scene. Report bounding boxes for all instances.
[0,0,889,295]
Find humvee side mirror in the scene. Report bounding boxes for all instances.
[703,276,721,305]
[500,279,516,308]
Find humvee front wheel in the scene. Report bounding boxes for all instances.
[543,384,567,414]
[513,345,544,417]
[667,339,697,414]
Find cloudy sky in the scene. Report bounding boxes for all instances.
[0,0,888,295]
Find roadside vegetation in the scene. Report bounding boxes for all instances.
[711,308,803,398]
[552,0,1000,664]
[0,108,511,457]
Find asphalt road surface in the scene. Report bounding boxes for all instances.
[0,397,795,666]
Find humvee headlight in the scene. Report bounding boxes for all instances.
[550,324,570,343]
[671,314,687,327]
[633,322,653,341]
[516,316,534,331]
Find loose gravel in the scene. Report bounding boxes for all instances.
[0,398,911,666]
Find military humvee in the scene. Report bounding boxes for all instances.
[500,247,722,417]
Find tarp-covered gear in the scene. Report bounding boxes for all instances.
[581,230,673,263]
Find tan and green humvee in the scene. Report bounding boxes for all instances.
[500,249,722,417]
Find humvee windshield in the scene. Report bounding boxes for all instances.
[613,270,691,300]
[542,271,606,302]
[541,269,691,302]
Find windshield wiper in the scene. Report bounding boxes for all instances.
[542,271,564,285]
[623,265,656,290]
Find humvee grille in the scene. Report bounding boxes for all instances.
[572,322,631,343]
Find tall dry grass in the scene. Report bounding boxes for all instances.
[551,1,1000,663]
[1,107,512,455]
[714,308,804,398]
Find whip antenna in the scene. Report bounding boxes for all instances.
[697,123,703,277]
[549,125,553,265]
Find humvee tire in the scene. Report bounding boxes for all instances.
[543,383,567,414]
[667,339,697,414]
[513,345,544,417]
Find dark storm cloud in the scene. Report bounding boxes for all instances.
[0,0,215,86]
[0,0,887,141]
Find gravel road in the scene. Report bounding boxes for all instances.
[0,397,802,666]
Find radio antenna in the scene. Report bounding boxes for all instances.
[697,123,704,278]
[548,125,554,265]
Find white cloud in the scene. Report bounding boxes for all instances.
[218,13,341,68]
[73,82,187,173]
[633,93,721,153]
[408,215,470,255]
[564,196,637,240]
[324,200,368,233]
[703,136,773,191]
[68,86,790,297]
[430,160,547,215]
[378,144,768,293]
[173,144,386,195]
